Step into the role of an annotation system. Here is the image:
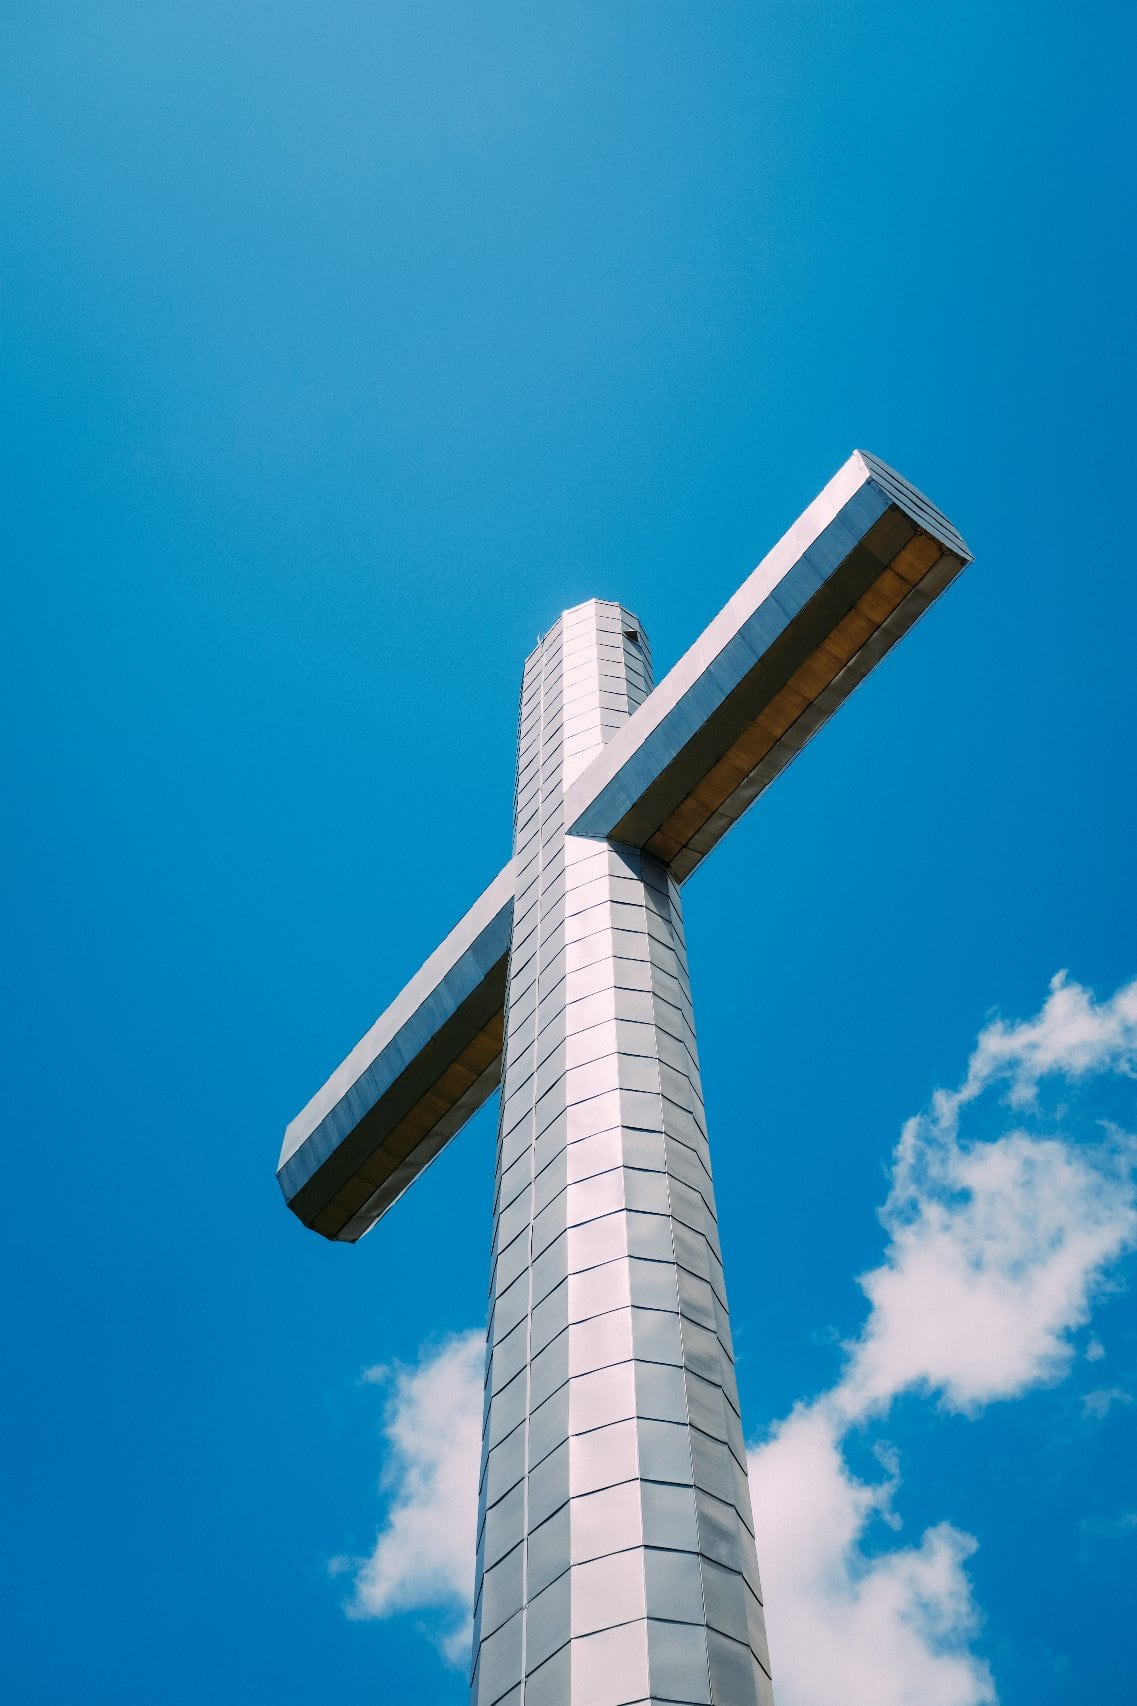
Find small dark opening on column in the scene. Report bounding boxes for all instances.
[624,627,640,644]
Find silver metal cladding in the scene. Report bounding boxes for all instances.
[278,452,972,1246]
[276,863,515,1241]
[473,599,774,1706]
[562,450,972,880]
[277,455,974,1704]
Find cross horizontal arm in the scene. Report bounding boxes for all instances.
[278,452,971,1246]
[277,860,515,1241]
[563,450,972,880]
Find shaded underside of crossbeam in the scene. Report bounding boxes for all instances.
[276,862,515,1241]
[562,450,972,880]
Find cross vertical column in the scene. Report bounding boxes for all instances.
[472,599,773,1706]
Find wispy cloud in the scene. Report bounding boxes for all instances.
[958,971,1137,1109]
[342,974,1137,1701]
[345,1332,483,1665]
[1081,1386,1132,1421]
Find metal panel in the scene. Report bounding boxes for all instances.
[472,602,772,1705]
[563,450,972,879]
[277,860,516,1240]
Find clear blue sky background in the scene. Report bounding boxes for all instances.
[3,3,1135,1702]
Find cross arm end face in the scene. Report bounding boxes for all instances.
[277,860,516,1243]
[563,449,972,879]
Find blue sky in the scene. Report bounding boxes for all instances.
[3,4,1135,1703]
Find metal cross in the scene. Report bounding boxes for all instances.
[278,450,972,1706]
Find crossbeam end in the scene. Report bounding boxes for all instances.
[277,861,515,1242]
[563,450,972,878]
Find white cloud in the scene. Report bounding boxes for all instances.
[957,971,1137,1109]
[838,1125,1136,1418]
[748,1404,993,1706]
[834,976,1137,1420]
[344,975,1137,1702]
[750,974,1137,1705]
[345,1331,483,1665]
[1081,1387,1132,1421]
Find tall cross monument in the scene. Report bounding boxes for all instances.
[278,451,972,1706]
